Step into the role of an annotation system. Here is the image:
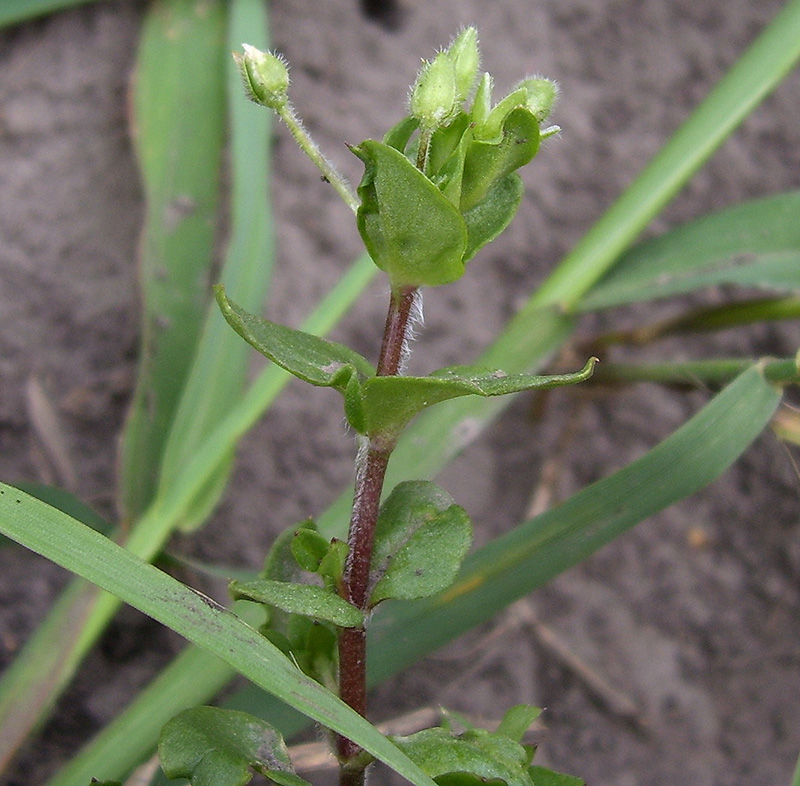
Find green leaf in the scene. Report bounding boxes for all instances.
[214,285,375,391]
[527,766,584,786]
[369,481,472,605]
[159,706,309,786]
[353,139,468,286]
[394,725,533,786]
[118,0,227,521]
[578,191,800,312]
[359,358,597,439]
[230,579,364,627]
[791,745,800,786]
[462,174,524,262]
[495,705,542,744]
[0,486,439,786]
[460,107,540,212]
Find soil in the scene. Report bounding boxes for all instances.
[1,1,799,785]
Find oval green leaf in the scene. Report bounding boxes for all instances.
[159,706,309,786]
[393,725,533,786]
[369,481,472,605]
[215,286,374,391]
[230,579,364,627]
[460,107,540,212]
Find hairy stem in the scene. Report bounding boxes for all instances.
[276,102,359,214]
[336,285,419,784]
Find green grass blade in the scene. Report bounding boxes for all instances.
[118,0,227,522]
[0,579,103,772]
[532,0,800,311]
[578,192,800,312]
[0,488,439,786]
[155,0,273,532]
[0,0,103,26]
[591,356,800,388]
[0,0,227,767]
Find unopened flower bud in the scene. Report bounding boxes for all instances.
[518,77,559,122]
[235,44,289,110]
[410,51,458,131]
[447,27,480,102]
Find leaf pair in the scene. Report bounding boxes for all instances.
[215,286,596,442]
[393,705,583,786]
[231,480,471,627]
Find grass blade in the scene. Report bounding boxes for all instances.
[532,0,800,311]
[578,192,800,312]
[118,0,228,521]
[0,0,227,768]
[0,487,439,786]
[155,0,274,532]
[591,356,800,388]
[0,0,102,27]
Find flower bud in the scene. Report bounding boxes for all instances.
[447,27,480,103]
[235,44,289,110]
[410,51,458,131]
[518,77,559,122]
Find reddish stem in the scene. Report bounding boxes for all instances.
[335,285,419,784]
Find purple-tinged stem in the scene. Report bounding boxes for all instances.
[335,284,419,784]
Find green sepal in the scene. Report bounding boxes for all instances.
[392,724,534,786]
[473,86,527,142]
[495,705,542,744]
[215,286,374,391]
[230,579,364,628]
[460,107,540,212]
[159,706,311,786]
[360,358,597,441]
[368,481,472,606]
[428,112,471,180]
[462,173,524,261]
[383,115,420,155]
[352,139,468,287]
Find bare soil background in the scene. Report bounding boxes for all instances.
[1,1,799,784]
